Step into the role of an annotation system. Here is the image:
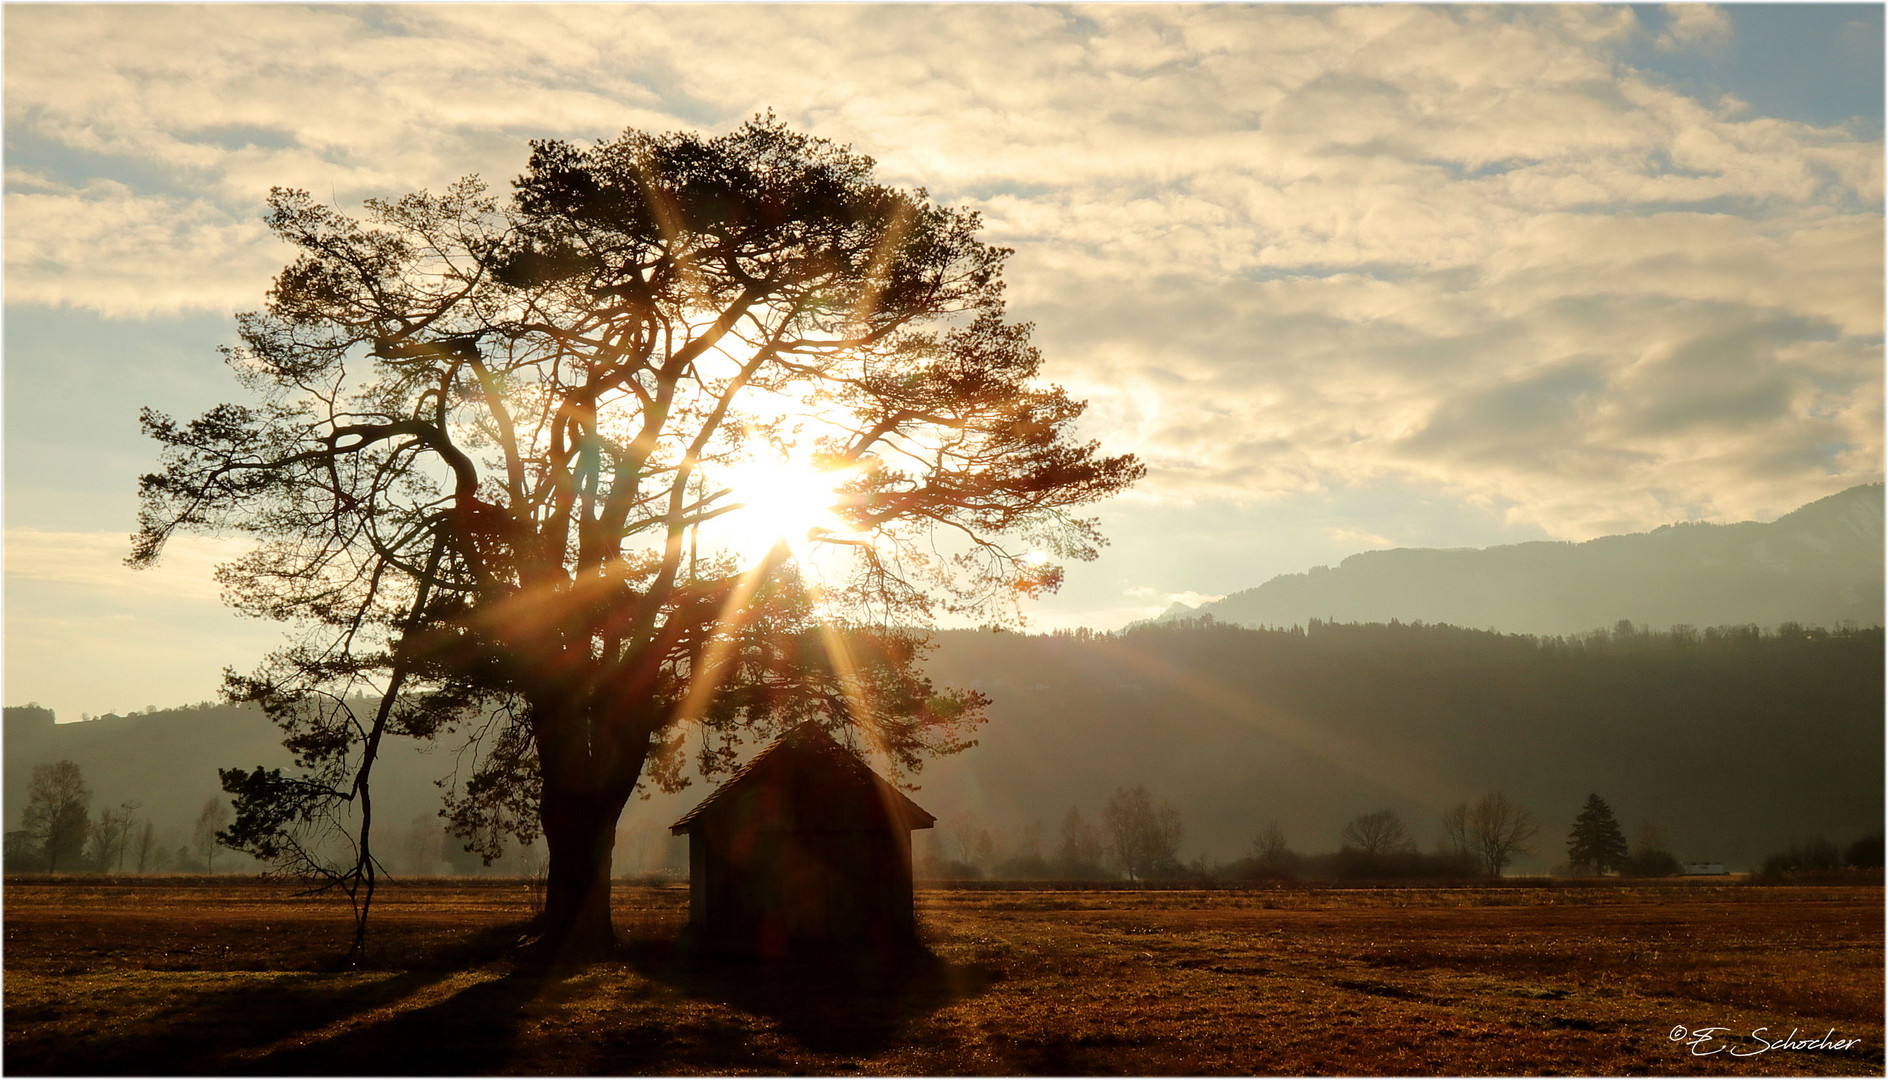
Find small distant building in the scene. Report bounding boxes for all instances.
[1682,862,1729,876]
[670,721,935,957]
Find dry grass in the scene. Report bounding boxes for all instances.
[3,877,1880,1075]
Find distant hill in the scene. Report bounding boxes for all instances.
[910,620,1883,873]
[6,619,1881,876]
[3,702,288,850]
[1160,485,1884,636]
[0,702,661,875]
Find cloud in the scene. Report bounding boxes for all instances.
[1656,5,1733,53]
[4,176,287,315]
[3,4,1879,544]
[1165,590,1227,610]
[1324,528,1396,550]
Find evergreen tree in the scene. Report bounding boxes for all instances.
[1566,793,1629,875]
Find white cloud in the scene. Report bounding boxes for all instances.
[4,176,288,315]
[1656,5,1733,53]
[1325,528,1396,550]
[1165,590,1227,610]
[3,3,1879,545]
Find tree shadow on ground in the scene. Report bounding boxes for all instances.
[621,929,996,1058]
[5,923,542,1077]
[247,967,562,1076]
[11,967,463,1076]
[8,922,994,1075]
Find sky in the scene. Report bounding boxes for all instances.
[4,3,1883,722]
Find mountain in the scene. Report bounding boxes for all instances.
[1161,485,1884,637]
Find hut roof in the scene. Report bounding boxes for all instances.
[670,721,937,835]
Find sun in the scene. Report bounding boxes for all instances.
[711,451,861,566]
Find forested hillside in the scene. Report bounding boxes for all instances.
[7,619,1880,875]
[908,620,1882,872]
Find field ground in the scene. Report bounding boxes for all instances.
[3,877,1881,1075]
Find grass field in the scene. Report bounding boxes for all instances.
[3,877,1880,1075]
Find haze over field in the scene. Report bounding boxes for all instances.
[5,4,1883,724]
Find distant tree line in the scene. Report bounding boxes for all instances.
[5,760,233,874]
[926,617,1880,876]
[919,785,1190,881]
[1755,834,1884,881]
[2,758,580,879]
[1226,793,1544,883]
[917,782,1887,886]
[922,787,1559,883]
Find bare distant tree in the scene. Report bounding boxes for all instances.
[22,761,92,872]
[1439,802,1471,863]
[1101,785,1184,880]
[1625,820,1681,877]
[194,798,233,873]
[1251,822,1289,862]
[134,820,158,873]
[5,830,39,870]
[1246,821,1297,879]
[994,819,1052,879]
[945,811,996,874]
[1057,807,1106,878]
[90,802,140,872]
[1341,809,1414,858]
[1467,792,1537,876]
[1635,821,1669,856]
[1012,819,1045,865]
[400,812,446,876]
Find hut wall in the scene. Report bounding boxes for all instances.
[692,821,918,952]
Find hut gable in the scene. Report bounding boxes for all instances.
[670,722,936,955]
[671,722,935,837]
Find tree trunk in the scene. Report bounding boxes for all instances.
[536,782,633,959]
[531,708,647,961]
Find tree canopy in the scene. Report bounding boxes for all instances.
[1340,808,1413,859]
[1465,791,1537,877]
[132,115,1142,953]
[1101,785,1184,880]
[22,760,91,873]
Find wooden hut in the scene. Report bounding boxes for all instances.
[670,721,936,956]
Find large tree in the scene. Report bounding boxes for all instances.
[131,115,1142,955]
